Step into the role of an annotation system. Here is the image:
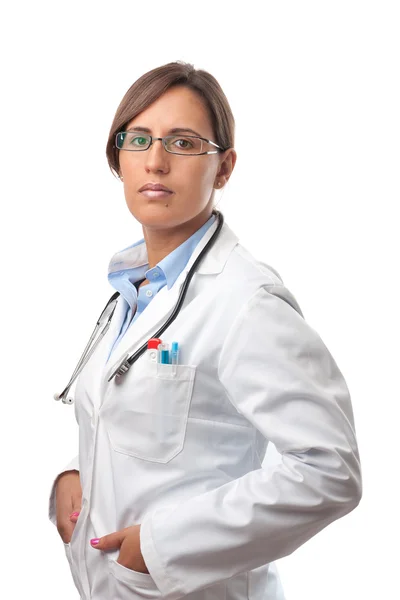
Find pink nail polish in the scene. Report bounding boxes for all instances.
[70,511,80,517]
[90,538,100,546]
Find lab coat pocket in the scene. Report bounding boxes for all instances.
[106,361,196,463]
[108,559,160,600]
[63,542,84,598]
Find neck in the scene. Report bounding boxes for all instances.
[142,208,214,269]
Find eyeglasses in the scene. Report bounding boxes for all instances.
[114,131,224,156]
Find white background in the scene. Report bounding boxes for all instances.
[0,1,399,598]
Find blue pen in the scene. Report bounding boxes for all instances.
[171,341,179,374]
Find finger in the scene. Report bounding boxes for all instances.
[70,502,82,524]
[90,529,126,551]
[69,490,82,522]
[69,511,80,523]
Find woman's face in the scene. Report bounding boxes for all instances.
[118,85,235,230]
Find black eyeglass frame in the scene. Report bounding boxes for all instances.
[113,132,225,156]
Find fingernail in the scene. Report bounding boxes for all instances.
[70,511,80,517]
[90,538,100,546]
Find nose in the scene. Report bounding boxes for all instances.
[145,138,170,173]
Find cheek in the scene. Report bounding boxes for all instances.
[183,161,215,191]
[119,159,132,180]
[118,152,127,173]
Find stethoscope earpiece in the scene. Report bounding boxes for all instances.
[62,396,74,405]
[53,391,74,404]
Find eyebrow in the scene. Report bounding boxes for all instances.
[125,126,204,138]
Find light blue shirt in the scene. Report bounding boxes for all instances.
[107,213,216,357]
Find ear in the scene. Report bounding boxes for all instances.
[217,148,237,183]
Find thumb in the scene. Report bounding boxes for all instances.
[90,529,126,551]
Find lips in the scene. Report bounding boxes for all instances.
[139,183,173,192]
[140,189,174,199]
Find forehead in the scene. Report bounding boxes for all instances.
[126,86,213,136]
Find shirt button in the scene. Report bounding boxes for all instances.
[153,271,160,278]
[146,290,153,297]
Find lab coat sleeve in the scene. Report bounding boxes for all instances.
[48,455,79,527]
[140,284,362,600]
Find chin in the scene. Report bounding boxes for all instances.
[128,202,187,229]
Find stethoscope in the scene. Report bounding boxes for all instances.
[54,209,224,404]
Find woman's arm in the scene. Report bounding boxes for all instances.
[140,284,362,600]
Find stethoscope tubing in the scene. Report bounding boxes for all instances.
[55,210,224,403]
[55,292,119,403]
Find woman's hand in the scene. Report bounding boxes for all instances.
[90,525,149,574]
[55,470,82,544]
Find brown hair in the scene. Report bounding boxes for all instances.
[105,60,235,178]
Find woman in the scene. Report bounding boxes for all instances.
[49,61,362,600]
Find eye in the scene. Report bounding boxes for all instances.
[131,136,149,147]
[173,137,194,149]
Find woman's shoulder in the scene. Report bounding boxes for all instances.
[223,239,284,287]
[215,220,283,288]
[220,241,304,318]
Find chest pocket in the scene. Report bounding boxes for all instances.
[104,359,196,463]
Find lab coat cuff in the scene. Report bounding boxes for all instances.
[48,456,79,527]
[140,510,182,600]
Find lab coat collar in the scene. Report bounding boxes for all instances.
[107,213,219,280]
[103,218,239,387]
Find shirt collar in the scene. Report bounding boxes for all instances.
[108,213,216,290]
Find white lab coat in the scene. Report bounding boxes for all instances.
[49,217,362,600]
